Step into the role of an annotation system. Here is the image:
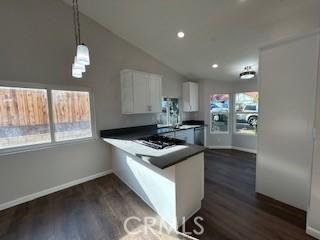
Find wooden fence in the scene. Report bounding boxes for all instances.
[51,90,91,124]
[0,88,90,127]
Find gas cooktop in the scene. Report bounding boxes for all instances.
[134,135,185,150]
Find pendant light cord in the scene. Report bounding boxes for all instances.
[72,0,81,47]
[76,0,81,45]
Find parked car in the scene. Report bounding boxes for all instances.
[242,104,258,126]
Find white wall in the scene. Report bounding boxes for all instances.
[307,37,320,239]
[0,0,191,207]
[257,32,319,210]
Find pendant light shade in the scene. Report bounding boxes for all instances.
[72,66,83,78]
[76,44,90,66]
[71,0,90,78]
[240,66,256,80]
[73,56,86,72]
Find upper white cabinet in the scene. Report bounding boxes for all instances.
[183,82,199,112]
[121,69,162,114]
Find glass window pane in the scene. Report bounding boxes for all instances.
[210,94,229,133]
[235,113,257,135]
[211,111,228,133]
[235,92,259,113]
[235,92,258,135]
[0,86,51,149]
[51,90,92,142]
[158,97,180,127]
[210,94,229,112]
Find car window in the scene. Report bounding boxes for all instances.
[245,105,256,111]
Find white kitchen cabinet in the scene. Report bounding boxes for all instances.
[175,129,195,144]
[149,74,162,113]
[121,69,162,114]
[182,82,199,112]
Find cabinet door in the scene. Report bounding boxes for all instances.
[148,74,162,113]
[183,82,191,112]
[132,71,149,113]
[175,129,194,144]
[190,82,199,111]
[121,71,133,114]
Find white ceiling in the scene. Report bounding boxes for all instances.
[63,0,320,81]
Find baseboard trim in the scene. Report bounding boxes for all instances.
[307,226,320,239]
[206,146,232,149]
[0,169,113,211]
[232,146,257,154]
[206,145,256,154]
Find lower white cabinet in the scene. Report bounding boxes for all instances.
[121,69,162,114]
[175,129,195,144]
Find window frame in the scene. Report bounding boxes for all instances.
[0,81,96,155]
[158,96,180,128]
[210,93,230,135]
[233,91,259,136]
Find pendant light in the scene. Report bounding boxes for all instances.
[240,66,256,80]
[72,0,90,78]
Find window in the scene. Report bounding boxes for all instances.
[210,94,229,133]
[0,87,51,149]
[0,83,94,152]
[52,90,92,141]
[234,92,259,135]
[158,97,179,127]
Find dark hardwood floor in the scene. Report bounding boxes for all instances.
[183,149,314,240]
[0,149,315,240]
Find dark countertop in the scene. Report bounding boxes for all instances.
[100,124,206,169]
[100,123,206,140]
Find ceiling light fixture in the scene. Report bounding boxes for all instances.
[177,31,185,38]
[212,64,219,68]
[72,0,90,79]
[240,66,256,80]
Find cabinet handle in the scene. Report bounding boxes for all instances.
[148,105,152,111]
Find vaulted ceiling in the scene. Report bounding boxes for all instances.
[63,0,320,81]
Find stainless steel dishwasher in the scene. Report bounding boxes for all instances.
[194,127,204,146]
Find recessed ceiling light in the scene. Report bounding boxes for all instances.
[177,31,185,38]
[212,64,219,68]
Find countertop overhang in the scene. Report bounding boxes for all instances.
[100,124,206,169]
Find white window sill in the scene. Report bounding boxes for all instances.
[210,131,230,135]
[0,137,97,156]
[233,132,257,136]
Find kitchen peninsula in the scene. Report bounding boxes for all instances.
[101,124,206,229]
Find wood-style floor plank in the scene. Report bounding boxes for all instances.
[0,149,315,240]
[182,149,315,240]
